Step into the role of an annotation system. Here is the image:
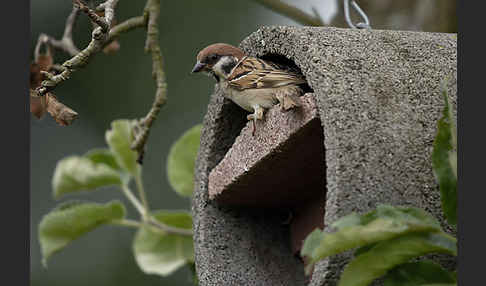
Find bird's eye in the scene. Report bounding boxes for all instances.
[210,54,219,61]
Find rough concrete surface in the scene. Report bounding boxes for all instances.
[192,26,457,286]
[207,93,325,257]
[208,93,321,207]
[193,84,307,286]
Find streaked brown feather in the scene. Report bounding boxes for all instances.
[228,56,306,91]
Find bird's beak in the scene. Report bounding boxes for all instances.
[191,61,207,73]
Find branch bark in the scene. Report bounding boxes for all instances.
[35,0,121,96]
[33,0,167,164]
[107,16,146,43]
[130,0,168,164]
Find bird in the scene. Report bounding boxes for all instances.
[191,43,307,135]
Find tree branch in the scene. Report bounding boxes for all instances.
[35,0,120,96]
[251,0,324,26]
[33,0,163,164]
[74,0,110,32]
[106,16,146,44]
[131,0,168,164]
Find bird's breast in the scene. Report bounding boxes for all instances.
[225,86,279,112]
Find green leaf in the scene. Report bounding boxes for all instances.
[338,232,457,286]
[301,205,442,274]
[354,243,377,257]
[84,148,121,171]
[448,151,457,183]
[133,210,194,276]
[356,205,441,229]
[187,262,199,285]
[52,156,122,199]
[105,119,139,176]
[332,212,362,229]
[383,260,456,286]
[167,124,202,197]
[39,200,126,266]
[431,86,457,225]
[151,210,193,229]
[301,229,325,258]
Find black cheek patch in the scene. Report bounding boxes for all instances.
[221,60,237,75]
[221,63,234,75]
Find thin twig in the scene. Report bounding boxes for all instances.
[74,0,110,32]
[106,16,146,44]
[251,0,324,26]
[35,6,81,59]
[63,5,78,40]
[131,0,168,164]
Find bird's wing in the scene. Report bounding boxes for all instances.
[227,56,306,90]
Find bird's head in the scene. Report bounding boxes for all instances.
[191,43,245,82]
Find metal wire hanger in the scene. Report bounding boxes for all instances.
[343,0,371,29]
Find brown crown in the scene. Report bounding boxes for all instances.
[196,43,246,62]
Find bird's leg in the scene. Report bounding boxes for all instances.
[247,104,264,136]
[246,114,255,135]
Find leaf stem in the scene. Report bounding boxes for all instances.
[135,169,150,213]
[34,6,81,59]
[111,218,143,228]
[119,183,191,236]
[148,216,193,236]
[121,184,146,218]
[111,215,192,236]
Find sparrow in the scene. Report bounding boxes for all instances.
[191,43,306,135]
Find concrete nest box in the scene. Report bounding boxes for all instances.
[192,26,456,286]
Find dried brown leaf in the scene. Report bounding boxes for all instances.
[30,63,43,88]
[30,62,48,119]
[30,44,53,89]
[30,90,47,119]
[45,94,79,126]
[30,38,78,124]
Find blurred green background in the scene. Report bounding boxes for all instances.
[30,1,456,285]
